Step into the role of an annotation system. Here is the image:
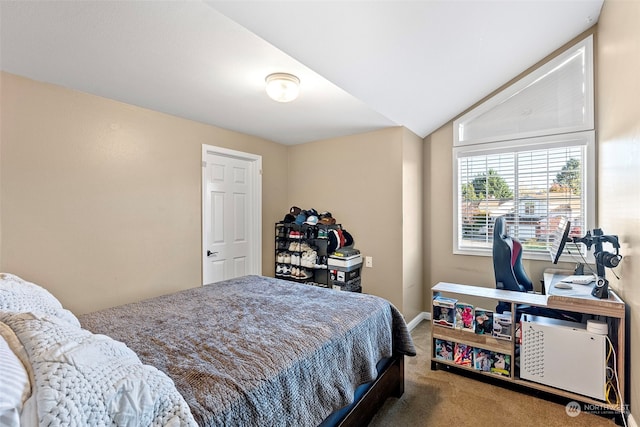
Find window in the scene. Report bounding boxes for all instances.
[524,201,535,216]
[454,132,594,258]
[453,36,594,260]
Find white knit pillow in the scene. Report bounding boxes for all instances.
[0,273,79,327]
[0,332,30,427]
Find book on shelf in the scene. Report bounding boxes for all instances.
[455,302,474,332]
[492,313,513,341]
[473,347,492,372]
[432,296,457,328]
[474,307,493,335]
[453,342,473,367]
[490,352,511,377]
[434,339,453,361]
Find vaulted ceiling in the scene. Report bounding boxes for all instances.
[0,1,603,145]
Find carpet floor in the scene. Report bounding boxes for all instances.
[368,320,620,427]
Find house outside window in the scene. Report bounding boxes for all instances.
[453,36,595,261]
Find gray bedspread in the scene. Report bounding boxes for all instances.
[79,275,415,427]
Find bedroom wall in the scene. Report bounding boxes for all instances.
[423,29,595,294]
[423,120,569,293]
[597,0,640,420]
[287,127,412,314]
[402,128,424,322]
[424,123,581,321]
[423,4,638,418]
[0,103,2,268]
[0,72,288,315]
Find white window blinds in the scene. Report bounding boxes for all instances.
[454,132,593,257]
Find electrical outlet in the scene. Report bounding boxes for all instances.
[365,256,373,268]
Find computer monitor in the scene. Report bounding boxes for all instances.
[548,216,571,264]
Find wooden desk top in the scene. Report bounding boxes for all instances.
[433,277,625,318]
[543,269,625,317]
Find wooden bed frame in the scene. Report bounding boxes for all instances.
[338,353,405,426]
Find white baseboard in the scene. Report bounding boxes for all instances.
[407,311,430,331]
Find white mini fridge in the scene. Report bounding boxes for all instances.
[520,314,607,400]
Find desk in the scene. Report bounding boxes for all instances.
[543,268,626,318]
[544,270,596,298]
[430,277,627,410]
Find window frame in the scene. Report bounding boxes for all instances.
[452,131,596,261]
[454,36,594,146]
[451,35,595,262]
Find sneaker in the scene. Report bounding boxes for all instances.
[282,265,291,277]
[276,264,283,276]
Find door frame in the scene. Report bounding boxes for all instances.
[201,144,262,285]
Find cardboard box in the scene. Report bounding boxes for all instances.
[328,255,363,268]
[330,267,361,283]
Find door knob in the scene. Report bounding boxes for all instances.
[207,250,218,257]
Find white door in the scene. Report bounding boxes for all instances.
[202,145,262,284]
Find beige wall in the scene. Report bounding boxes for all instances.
[424,122,569,293]
[597,0,640,419]
[1,72,423,320]
[0,72,288,314]
[402,128,424,321]
[423,31,593,294]
[287,127,406,311]
[423,3,639,419]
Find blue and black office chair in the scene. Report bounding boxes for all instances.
[493,216,533,295]
[492,216,581,322]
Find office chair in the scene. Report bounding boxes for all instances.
[493,216,533,295]
[492,216,581,322]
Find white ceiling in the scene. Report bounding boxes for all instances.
[0,0,603,145]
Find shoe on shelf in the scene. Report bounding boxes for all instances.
[291,253,300,265]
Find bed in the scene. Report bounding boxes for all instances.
[0,273,415,426]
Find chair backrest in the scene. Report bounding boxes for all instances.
[492,216,533,293]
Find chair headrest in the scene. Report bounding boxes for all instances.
[494,216,507,240]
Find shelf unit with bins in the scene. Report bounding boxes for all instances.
[430,281,627,411]
[275,222,340,287]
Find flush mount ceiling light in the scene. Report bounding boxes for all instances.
[265,73,300,103]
